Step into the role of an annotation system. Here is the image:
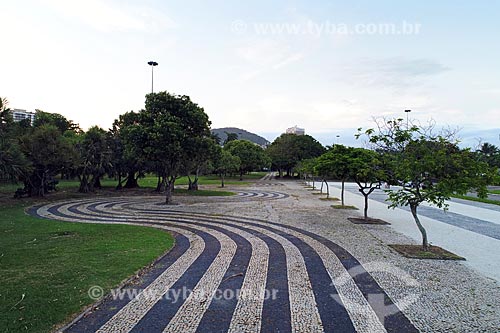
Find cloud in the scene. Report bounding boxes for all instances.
[273,53,304,69]
[236,39,291,66]
[43,0,176,33]
[376,58,450,76]
[235,39,304,80]
[343,57,450,88]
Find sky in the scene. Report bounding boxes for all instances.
[1,0,499,148]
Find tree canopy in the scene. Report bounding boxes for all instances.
[136,91,212,203]
[315,145,353,205]
[360,118,493,250]
[267,133,325,177]
[213,149,241,188]
[224,139,269,180]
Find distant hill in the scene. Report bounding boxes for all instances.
[211,127,270,146]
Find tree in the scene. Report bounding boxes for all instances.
[183,136,219,191]
[212,132,222,145]
[297,158,320,191]
[224,140,268,180]
[19,125,76,196]
[349,148,385,219]
[213,149,241,188]
[224,132,238,145]
[33,110,80,134]
[361,119,493,250]
[267,134,296,178]
[267,134,325,177]
[76,126,111,193]
[0,97,31,182]
[111,111,147,189]
[141,92,212,204]
[315,145,353,206]
[476,142,500,169]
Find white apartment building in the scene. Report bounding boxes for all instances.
[11,109,36,125]
[285,125,305,135]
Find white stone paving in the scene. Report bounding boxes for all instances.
[320,181,500,282]
[75,200,271,332]
[95,229,204,333]
[32,178,500,333]
[162,229,237,333]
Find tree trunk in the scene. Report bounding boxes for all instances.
[156,174,162,191]
[124,171,139,188]
[221,173,225,188]
[155,176,166,192]
[410,203,429,250]
[190,178,199,191]
[93,176,101,189]
[239,170,243,181]
[78,175,87,193]
[115,173,123,190]
[38,172,46,197]
[324,180,329,199]
[165,179,175,205]
[363,194,369,219]
[189,168,200,191]
[312,177,315,190]
[341,179,345,206]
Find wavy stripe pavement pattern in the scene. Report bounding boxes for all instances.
[29,193,420,333]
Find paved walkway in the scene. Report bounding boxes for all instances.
[30,189,418,333]
[323,182,500,282]
[27,178,500,332]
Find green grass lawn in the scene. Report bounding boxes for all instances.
[488,189,500,195]
[0,172,267,195]
[0,171,264,331]
[140,172,266,187]
[451,194,500,206]
[0,204,174,333]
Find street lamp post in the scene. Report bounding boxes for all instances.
[404,109,411,129]
[147,61,158,93]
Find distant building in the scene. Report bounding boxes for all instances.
[286,125,305,135]
[11,109,36,125]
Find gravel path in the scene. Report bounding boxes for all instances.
[29,177,500,332]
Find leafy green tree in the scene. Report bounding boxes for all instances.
[183,136,219,190]
[141,92,212,204]
[76,126,111,193]
[0,98,31,182]
[361,119,493,250]
[267,134,325,177]
[19,125,76,196]
[33,110,80,134]
[224,132,238,145]
[224,140,269,180]
[267,134,296,178]
[213,149,241,188]
[297,157,320,190]
[315,145,353,205]
[212,132,222,145]
[476,142,500,171]
[110,111,147,189]
[349,148,386,219]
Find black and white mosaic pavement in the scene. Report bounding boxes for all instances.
[29,197,420,333]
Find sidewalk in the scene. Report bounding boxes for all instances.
[312,181,500,282]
